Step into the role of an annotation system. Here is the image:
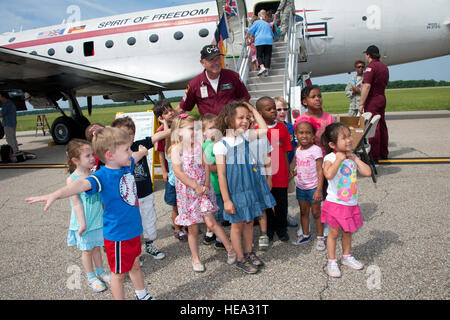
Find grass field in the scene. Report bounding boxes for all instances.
[16,87,450,132]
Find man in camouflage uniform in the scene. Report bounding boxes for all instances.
[276,0,296,39]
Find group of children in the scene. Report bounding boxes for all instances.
[25,85,372,299]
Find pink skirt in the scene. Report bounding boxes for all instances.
[321,200,363,233]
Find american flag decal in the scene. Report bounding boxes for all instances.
[224,0,238,18]
[37,28,65,39]
[306,22,327,37]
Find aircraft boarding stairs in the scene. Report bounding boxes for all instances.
[234,13,306,118]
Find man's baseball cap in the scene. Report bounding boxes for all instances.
[200,45,224,60]
[363,45,380,55]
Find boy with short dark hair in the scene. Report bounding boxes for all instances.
[255,96,293,242]
[111,116,170,260]
[26,127,156,300]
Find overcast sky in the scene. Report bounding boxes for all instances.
[1,0,449,103]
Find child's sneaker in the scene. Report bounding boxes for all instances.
[316,237,326,251]
[258,235,270,251]
[97,272,111,285]
[192,261,205,272]
[327,260,341,278]
[227,252,237,265]
[257,66,266,76]
[136,293,157,300]
[88,277,107,292]
[292,234,311,246]
[174,230,187,242]
[214,241,226,250]
[235,258,258,274]
[341,255,364,270]
[246,252,264,267]
[145,242,166,260]
[203,233,216,245]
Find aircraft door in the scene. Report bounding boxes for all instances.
[216,0,248,70]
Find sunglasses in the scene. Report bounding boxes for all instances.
[356,65,365,68]
[276,108,290,112]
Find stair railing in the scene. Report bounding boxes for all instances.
[282,12,298,108]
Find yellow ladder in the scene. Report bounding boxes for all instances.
[35,114,51,136]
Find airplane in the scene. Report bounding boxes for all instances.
[0,0,449,144]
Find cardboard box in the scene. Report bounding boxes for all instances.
[336,116,365,150]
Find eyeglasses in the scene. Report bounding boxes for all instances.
[276,108,290,112]
[356,65,365,68]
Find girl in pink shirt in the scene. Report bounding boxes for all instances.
[291,120,325,250]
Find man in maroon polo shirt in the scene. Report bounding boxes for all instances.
[176,45,251,116]
[359,45,390,162]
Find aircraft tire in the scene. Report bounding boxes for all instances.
[51,116,76,145]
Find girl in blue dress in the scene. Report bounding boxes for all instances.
[214,101,276,274]
[66,139,110,292]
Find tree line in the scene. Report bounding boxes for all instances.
[319,79,450,92]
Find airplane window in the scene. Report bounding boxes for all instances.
[8,37,16,43]
[362,16,367,21]
[174,31,184,40]
[66,46,74,53]
[30,51,37,55]
[127,37,136,46]
[149,34,159,43]
[105,40,114,48]
[48,48,55,56]
[199,29,209,38]
[84,41,95,57]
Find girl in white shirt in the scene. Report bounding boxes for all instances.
[321,122,372,278]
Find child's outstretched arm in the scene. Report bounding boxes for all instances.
[243,101,267,139]
[132,145,148,163]
[26,179,92,212]
[216,155,235,214]
[347,152,372,177]
[67,176,86,236]
[151,119,170,144]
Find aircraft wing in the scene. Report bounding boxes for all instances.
[0,47,165,98]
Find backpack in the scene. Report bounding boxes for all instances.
[1,144,12,163]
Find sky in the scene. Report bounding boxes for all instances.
[1,0,449,105]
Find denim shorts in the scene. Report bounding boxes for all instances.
[164,182,177,206]
[296,187,317,204]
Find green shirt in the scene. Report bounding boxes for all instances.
[203,140,221,195]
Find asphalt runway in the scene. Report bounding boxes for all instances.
[0,110,448,301]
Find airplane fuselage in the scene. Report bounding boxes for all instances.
[1,0,449,90]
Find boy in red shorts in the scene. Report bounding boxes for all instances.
[26,127,155,300]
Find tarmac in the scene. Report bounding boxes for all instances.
[0,110,449,301]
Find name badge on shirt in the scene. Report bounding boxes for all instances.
[200,85,208,99]
[220,83,233,90]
